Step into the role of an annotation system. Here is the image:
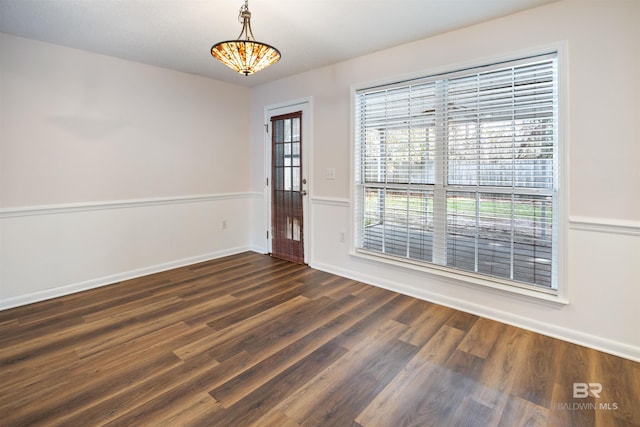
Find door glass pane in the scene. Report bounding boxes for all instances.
[284,119,291,142]
[284,167,292,191]
[292,143,300,166]
[284,143,291,166]
[292,118,300,141]
[275,143,284,167]
[292,168,300,191]
[275,120,284,143]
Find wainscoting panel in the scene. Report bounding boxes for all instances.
[0,194,254,310]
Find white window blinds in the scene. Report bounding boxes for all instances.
[355,53,558,290]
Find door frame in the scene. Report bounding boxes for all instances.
[264,97,313,264]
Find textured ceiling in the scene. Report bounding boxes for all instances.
[0,0,558,87]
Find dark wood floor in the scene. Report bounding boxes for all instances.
[0,252,638,426]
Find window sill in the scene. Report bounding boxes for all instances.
[350,249,569,307]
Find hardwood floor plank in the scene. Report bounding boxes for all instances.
[444,348,486,381]
[3,349,181,426]
[229,265,321,298]
[206,282,313,332]
[399,302,456,346]
[173,295,311,361]
[59,352,224,426]
[0,349,80,394]
[211,340,349,427]
[474,326,533,410]
[179,261,307,303]
[0,299,64,324]
[510,331,558,408]
[547,341,600,427]
[497,396,548,427]
[250,409,301,427]
[456,317,507,359]
[101,350,255,426]
[333,293,415,350]
[0,252,637,426]
[276,319,413,426]
[153,393,222,427]
[0,322,192,406]
[446,310,480,332]
[147,294,239,330]
[209,295,365,407]
[318,278,368,300]
[548,381,596,427]
[355,324,466,426]
[208,296,337,362]
[1,294,183,366]
[0,312,85,348]
[451,395,498,427]
[61,278,173,308]
[595,352,640,426]
[296,332,417,427]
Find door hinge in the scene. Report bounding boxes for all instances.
[266,230,269,239]
[265,177,269,186]
[264,124,269,133]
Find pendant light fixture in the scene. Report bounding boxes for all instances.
[211,0,281,76]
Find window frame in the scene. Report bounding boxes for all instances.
[349,44,568,304]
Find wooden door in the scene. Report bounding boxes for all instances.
[271,112,305,263]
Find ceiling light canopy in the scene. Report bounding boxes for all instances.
[211,0,281,76]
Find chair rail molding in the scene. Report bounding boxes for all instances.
[0,192,256,218]
[569,216,640,237]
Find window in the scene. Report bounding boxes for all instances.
[354,52,560,293]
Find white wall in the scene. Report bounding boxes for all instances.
[0,33,253,308]
[250,0,640,361]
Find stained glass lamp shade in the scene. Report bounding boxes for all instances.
[211,1,281,76]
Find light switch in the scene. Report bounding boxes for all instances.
[325,167,336,180]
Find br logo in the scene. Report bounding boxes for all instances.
[573,383,602,398]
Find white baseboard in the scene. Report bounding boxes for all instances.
[249,244,269,255]
[0,246,251,311]
[310,260,640,363]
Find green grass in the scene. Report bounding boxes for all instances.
[364,191,552,222]
[447,196,552,221]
